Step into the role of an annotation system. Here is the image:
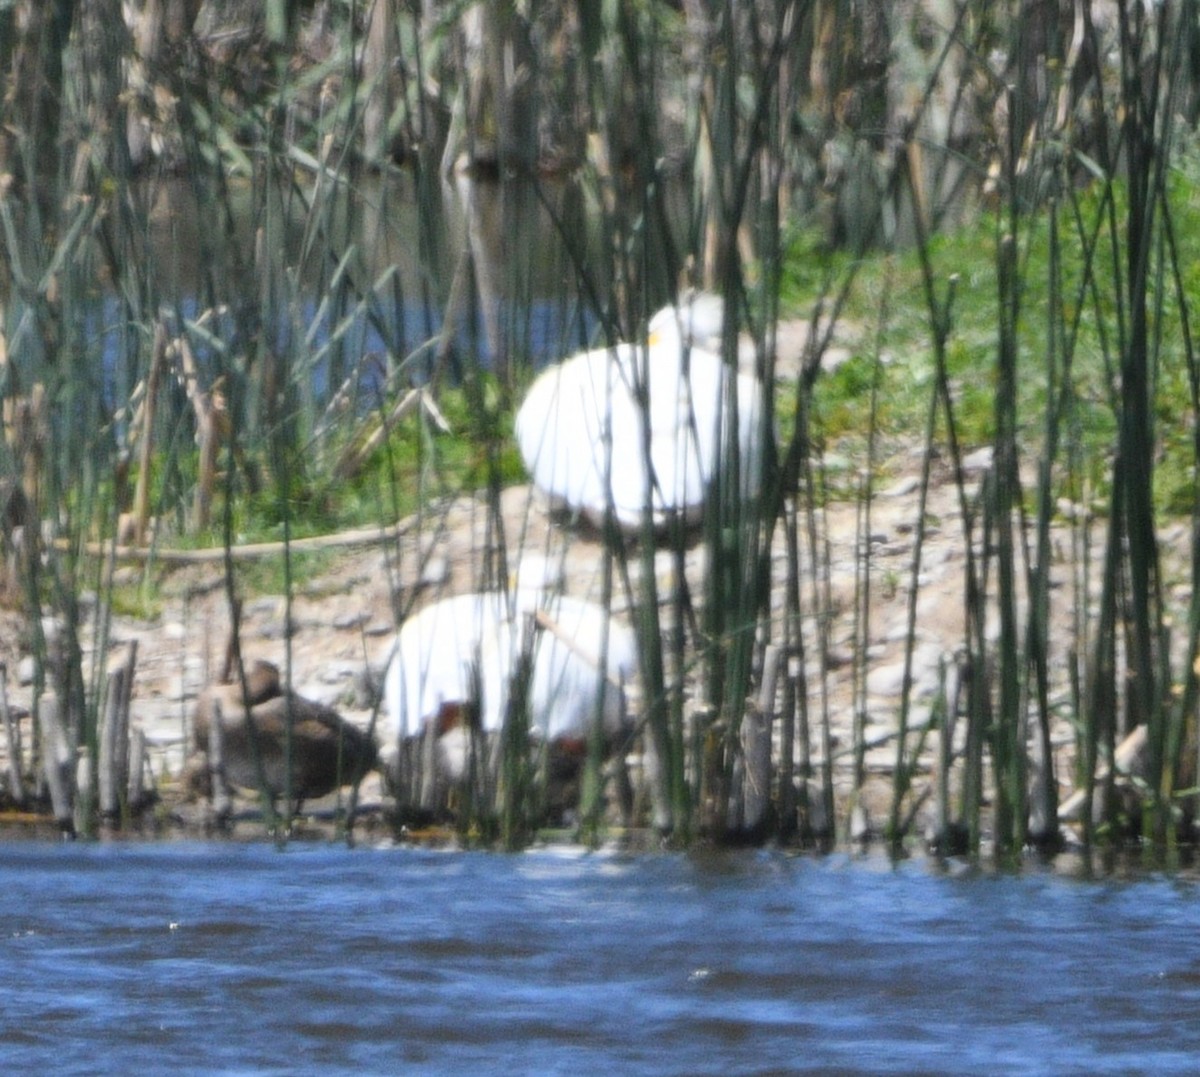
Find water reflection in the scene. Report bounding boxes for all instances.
[141,170,602,377]
[3,843,1200,1074]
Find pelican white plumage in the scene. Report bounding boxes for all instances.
[478,593,637,742]
[514,293,765,531]
[380,585,638,793]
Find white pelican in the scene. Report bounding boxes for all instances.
[514,293,765,531]
[478,593,637,743]
[380,587,638,792]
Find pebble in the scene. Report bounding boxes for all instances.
[824,648,853,671]
[420,555,450,588]
[244,596,285,618]
[961,446,994,473]
[865,643,944,699]
[256,614,298,640]
[1056,497,1093,521]
[318,661,359,684]
[867,661,908,696]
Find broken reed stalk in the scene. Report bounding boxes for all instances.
[333,388,445,481]
[130,321,167,547]
[98,642,137,823]
[127,726,147,812]
[37,693,74,835]
[778,499,802,842]
[177,333,225,533]
[97,657,125,820]
[206,695,232,824]
[739,643,780,836]
[0,662,25,805]
[934,655,963,853]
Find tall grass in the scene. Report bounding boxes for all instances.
[5,1,1200,859]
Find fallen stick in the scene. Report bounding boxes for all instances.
[333,388,451,481]
[63,517,416,565]
[1057,725,1148,823]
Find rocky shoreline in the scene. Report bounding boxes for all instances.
[0,447,1118,846]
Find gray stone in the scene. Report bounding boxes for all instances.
[333,610,369,631]
[245,596,285,618]
[867,661,907,696]
[961,446,994,473]
[256,614,298,640]
[318,661,359,684]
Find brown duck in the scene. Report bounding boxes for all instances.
[191,659,377,808]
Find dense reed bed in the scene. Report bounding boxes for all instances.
[2,1,1200,863]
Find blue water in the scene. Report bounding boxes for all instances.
[81,292,597,416]
[1,842,1198,1075]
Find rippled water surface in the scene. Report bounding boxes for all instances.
[3,841,1200,1074]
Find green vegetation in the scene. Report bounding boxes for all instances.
[794,178,1199,521]
[3,1,1200,862]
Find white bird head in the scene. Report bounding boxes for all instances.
[647,292,726,351]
